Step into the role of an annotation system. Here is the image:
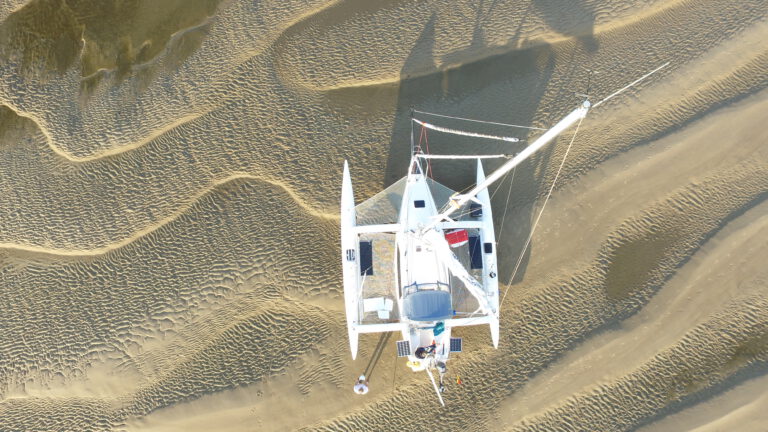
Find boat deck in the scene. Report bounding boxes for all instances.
[358,232,399,325]
[355,176,488,325]
[358,230,483,325]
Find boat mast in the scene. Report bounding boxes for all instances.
[428,100,590,228]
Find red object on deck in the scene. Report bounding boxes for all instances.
[444,229,469,248]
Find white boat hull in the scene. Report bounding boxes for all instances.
[340,161,359,359]
[476,159,500,347]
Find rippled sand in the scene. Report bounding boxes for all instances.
[0,1,766,431]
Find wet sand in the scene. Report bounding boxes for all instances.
[0,1,766,430]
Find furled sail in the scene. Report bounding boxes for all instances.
[412,119,520,142]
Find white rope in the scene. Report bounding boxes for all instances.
[413,109,547,131]
[417,154,511,160]
[593,62,669,108]
[496,165,517,249]
[412,119,520,142]
[500,114,585,308]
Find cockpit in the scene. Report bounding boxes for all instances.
[402,283,452,322]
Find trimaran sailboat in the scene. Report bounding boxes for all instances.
[341,64,667,406]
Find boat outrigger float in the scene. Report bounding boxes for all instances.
[340,62,667,407]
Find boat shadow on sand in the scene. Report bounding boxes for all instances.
[383,9,596,287]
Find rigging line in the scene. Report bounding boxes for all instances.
[495,165,517,247]
[363,329,386,376]
[593,61,669,108]
[410,112,415,156]
[446,163,514,220]
[435,155,515,217]
[424,124,432,178]
[441,163,514,222]
[435,158,512,218]
[417,154,511,159]
[412,119,520,142]
[489,164,515,201]
[500,114,585,308]
[447,308,492,327]
[417,123,426,153]
[437,167,513,222]
[438,196,475,221]
[435,179,476,217]
[416,124,432,177]
[364,332,392,380]
[435,165,516,221]
[413,109,547,131]
[391,345,397,392]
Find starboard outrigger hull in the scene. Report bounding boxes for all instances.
[475,160,500,348]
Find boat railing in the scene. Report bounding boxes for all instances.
[403,282,450,298]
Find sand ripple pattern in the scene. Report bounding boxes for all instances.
[0,0,766,431]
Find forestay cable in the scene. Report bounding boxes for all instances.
[500,114,585,308]
[413,109,547,131]
[593,62,669,108]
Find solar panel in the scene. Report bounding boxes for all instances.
[396,340,411,357]
[468,236,483,269]
[450,337,462,352]
[359,241,373,276]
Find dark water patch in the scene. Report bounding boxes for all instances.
[604,234,673,300]
[724,330,768,373]
[0,105,40,144]
[0,0,221,84]
[0,0,83,76]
